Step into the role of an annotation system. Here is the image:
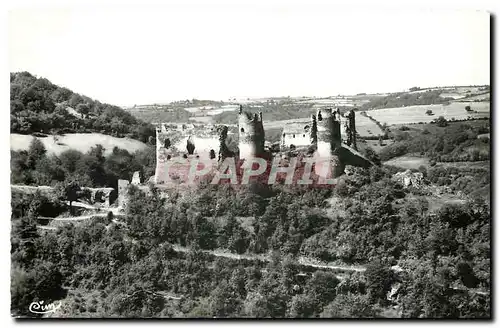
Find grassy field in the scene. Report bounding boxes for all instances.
[460,92,490,102]
[367,101,490,126]
[188,116,213,124]
[263,118,309,130]
[390,119,490,133]
[426,194,468,212]
[11,133,149,156]
[355,113,385,137]
[126,108,192,123]
[383,156,430,170]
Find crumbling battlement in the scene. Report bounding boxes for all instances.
[156,123,223,159]
[277,107,361,180]
[155,123,235,184]
[280,108,357,153]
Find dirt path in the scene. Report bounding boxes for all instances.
[170,245,488,295]
[171,244,365,273]
[37,225,57,230]
[51,213,110,221]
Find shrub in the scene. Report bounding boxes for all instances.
[434,116,448,127]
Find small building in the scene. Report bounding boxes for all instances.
[281,123,312,150]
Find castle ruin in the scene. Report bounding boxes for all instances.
[113,105,372,210]
[147,105,370,186]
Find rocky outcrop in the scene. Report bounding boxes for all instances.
[392,170,424,188]
[131,171,141,185]
[387,282,402,302]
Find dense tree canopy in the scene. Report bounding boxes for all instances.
[10,72,155,143]
[11,162,490,318]
[11,140,155,190]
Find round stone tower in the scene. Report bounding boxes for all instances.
[238,105,265,160]
[314,107,344,180]
[315,108,341,157]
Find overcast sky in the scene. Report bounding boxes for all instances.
[8,5,490,106]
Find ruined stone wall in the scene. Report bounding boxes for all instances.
[117,179,130,209]
[156,123,221,158]
[310,114,318,146]
[342,109,357,150]
[155,123,226,184]
[238,105,265,160]
[87,187,117,206]
[349,110,356,149]
[153,123,237,184]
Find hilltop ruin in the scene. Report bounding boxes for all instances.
[149,105,371,185]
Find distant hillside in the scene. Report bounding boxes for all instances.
[124,85,490,126]
[124,99,226,123]
[10,72,155,143]
[360,85,490,110]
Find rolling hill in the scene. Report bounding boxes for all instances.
[10,72,155,143]
[10,133,149,156]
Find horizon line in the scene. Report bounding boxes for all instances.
[10,70,490,109]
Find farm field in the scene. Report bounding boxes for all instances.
[460,92,490,102]
[263,118,310,130]
[127,109,191,123]
[10,133,149,156]
[297,98,339,104]
[390,119,490,133]
[367,101,490,126]
[185,104,239,116]
[188,116,213,123]
[408,86,485,95]
[355,113,385,137]
[383,155,490,172]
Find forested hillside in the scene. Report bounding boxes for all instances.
[380,120,490,163]
[10,72,155,143]
[360,90,453,110]
[11,166,491,318]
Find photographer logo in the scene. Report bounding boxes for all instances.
[28,300,62,314]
